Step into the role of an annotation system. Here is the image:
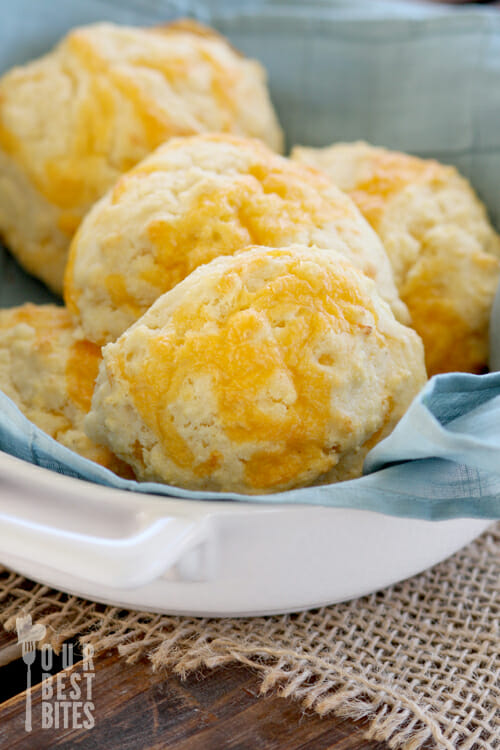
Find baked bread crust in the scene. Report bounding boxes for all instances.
[65,133,407,345]
[0,303,133,476]
[292,141,500,375]
[0,20,283,293]
[86,245,426,494]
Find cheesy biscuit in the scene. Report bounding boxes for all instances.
[292,141,500,375]
[0,20,283,293]
[0,304,132,476]
[86,245,426,494]
[65,133,407,345]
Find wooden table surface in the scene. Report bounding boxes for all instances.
[0,629,390,750]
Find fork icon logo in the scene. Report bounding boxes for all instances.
[16,615,47,732]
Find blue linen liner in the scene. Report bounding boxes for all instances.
[1,0,500,520]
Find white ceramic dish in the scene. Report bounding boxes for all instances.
[0,451,490,616]
[0,0,498,615]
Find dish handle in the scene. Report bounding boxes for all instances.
[0,508,211,590]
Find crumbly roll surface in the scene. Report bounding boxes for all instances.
[292,141,500,375]
[86,245,426,494]
[0,20,283,293]
[0,303,133,476]
[65,133,407,345]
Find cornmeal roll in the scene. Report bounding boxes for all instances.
[0,304,133,476]
[0,20,283,293]
[292,141,500,376]
[65,133,407,345]
[85,246,426,494]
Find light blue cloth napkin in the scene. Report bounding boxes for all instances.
[1,0,500,519]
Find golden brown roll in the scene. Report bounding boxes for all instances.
[85,245,426,494]
[0,20,283,293]
[0,303,133,476]
[292,141,500,376]
[65,133,407,345]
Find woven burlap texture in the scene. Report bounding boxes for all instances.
[0,523,498,750]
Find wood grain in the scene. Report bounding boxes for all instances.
[0,630,20,667]
[0,647,388,750]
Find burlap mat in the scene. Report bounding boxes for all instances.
[0,523,498,749]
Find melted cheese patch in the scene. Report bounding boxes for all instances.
[0,304,73,337]
[349,151,442,230]
[66,339,102,412]
[105,274,144,317]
